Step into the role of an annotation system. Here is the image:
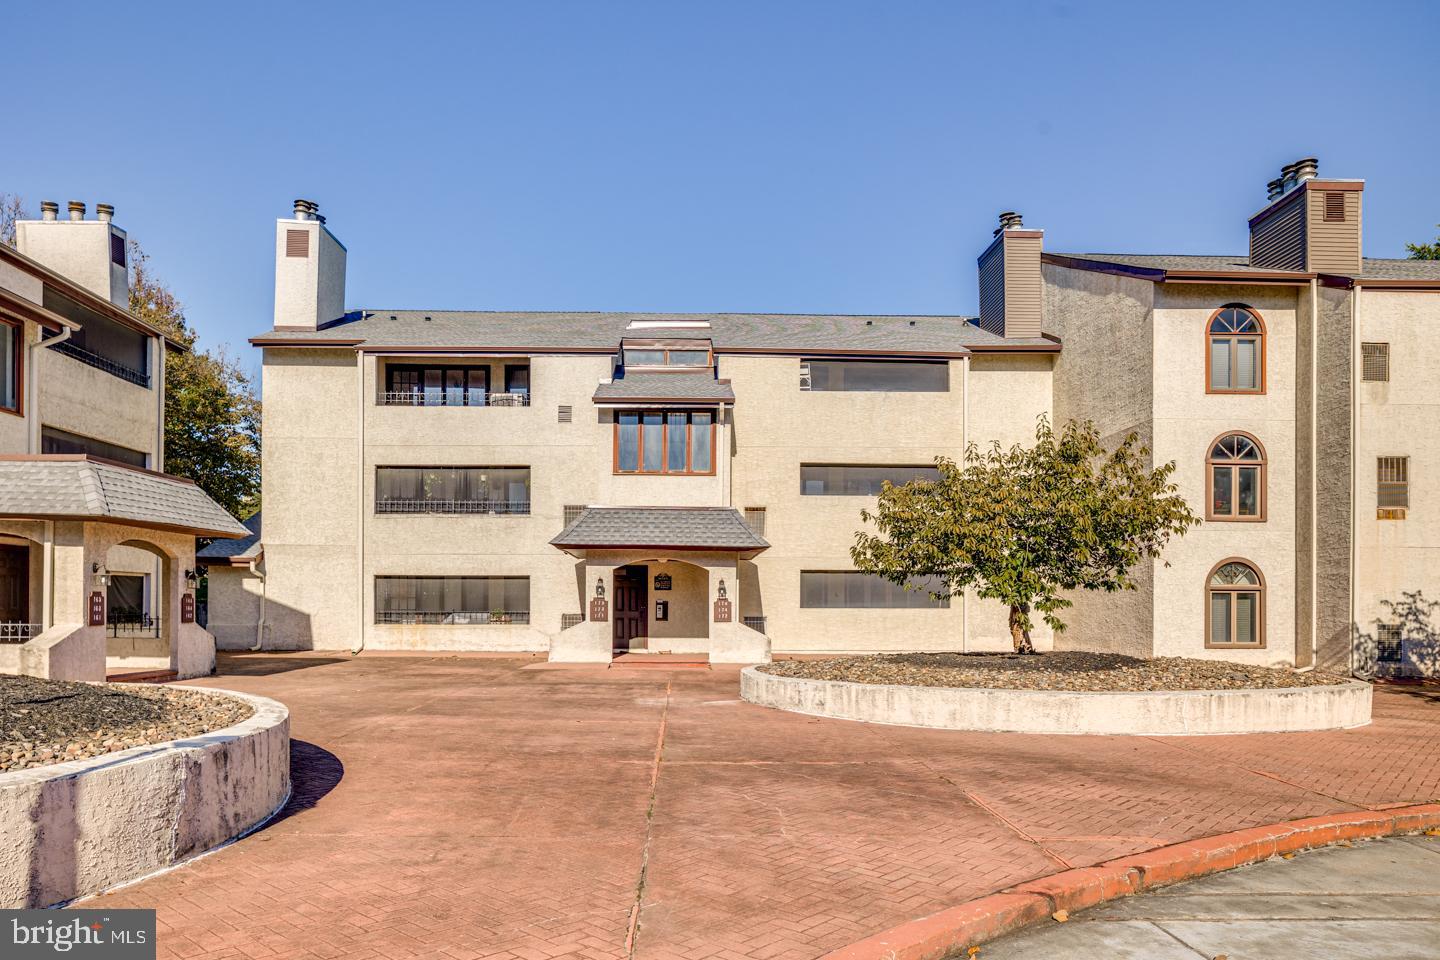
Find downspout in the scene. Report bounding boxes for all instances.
[27,326,73,453]
[1348,285,1359,677]
[40,521,54,631]
[1297,279,1321,671]
[352,352,366,655]
[248,558,267,651]
[960,354,970,654]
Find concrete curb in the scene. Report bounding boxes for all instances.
[740,667,1373,735]
[820,803,1440,960]
[0,687,291,909]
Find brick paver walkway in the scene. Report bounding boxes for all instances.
[89,656,1440,960]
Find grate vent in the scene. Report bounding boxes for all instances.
[1361,343,1389,383]
[285,229,310,258]
[557,404,573,423]
[1324,191,1346,222]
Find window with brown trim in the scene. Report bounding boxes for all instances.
[1207,433,1266,521]
[622,345,713,369]
[1361,343,1390,383]
[1207,306,1264,393]
[614,409,715,475]
[1,318,20,414]
[1206,560,1264,648]
[1378,457,1409,517]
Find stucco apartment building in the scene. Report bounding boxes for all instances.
[215,159,1440,675]
[0,202,247,682]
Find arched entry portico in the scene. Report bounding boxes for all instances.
[102,538,176,672]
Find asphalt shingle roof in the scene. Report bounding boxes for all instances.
[198,512,262,561]
[593,375,736,402]
[254,311,1053,355]
[1051,252,1440,282]
[0,457,250,538]
[551,507,769,551]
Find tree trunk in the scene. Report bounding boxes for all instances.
[1009,604,1036,654]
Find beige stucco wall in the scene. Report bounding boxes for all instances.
[258,348,360,649]
[36,344,160,463]
[1353,289,1440,675]
[207,564,266,651]
[1149,284,1300,667]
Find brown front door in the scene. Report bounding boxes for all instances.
[612,566,648,652]
[0,545,28,624]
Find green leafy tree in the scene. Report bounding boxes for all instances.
[1407,226,1440,260]
[130,243,261,518]
[852,417,1199,653]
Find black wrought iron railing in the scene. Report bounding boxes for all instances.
[375,611,531,625]
[375,499,530,515]
[741,616,767,634]
[0,622,42,644]
[52,340,150,388]
[107,613,162,638]
[560,613,584,631]
[375,390,530,407]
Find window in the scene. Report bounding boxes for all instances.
[375,576,529,624]
[383,365,490,406]
[802,359,949,392]
[743,507,766,536]
[622,346,712,368]
[615,410,715,475]
[1377,623,1402,664]
[41,426,148,468]
[285,229,309,258]
[1,319,18,414]
[1207,306,1264,393]
[504,364,530,398]
[800,571,950,609]
[801,464,941,496]
[1378,457,1409,516]
[1207,434,1266,521]
[375,467,530,514]
[1361,343,1390,383]
[1206,560,1264,648]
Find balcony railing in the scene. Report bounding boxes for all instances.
[741,616,767,635]
[108,613,162,638]
[376,499,531,516]
[0,622,42,644]
[376,391,530,407]
[52,340,150,388]
[376,610,531,625]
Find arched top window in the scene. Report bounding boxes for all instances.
[1206,559,1264,648]
[1207,432,1267,521]
[1207,305,1265,394]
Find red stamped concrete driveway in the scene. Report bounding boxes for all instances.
[90,655,1440,960]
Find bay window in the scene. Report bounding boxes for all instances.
[615,410,715,475]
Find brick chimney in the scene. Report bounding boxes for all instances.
[976,212,1043,339]
[273,199,347,330]
[1249,157,1363,274]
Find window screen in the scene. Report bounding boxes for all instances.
[803,360,949,392]
[375,576,529,624]
[801,464,941,496]
[1,322,17,411]
[1378,457,1409,510]
[800,572,949,608]
[41,426,148,468]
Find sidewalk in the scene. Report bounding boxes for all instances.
[984,836,1440,959]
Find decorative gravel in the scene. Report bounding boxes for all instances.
[759,651,1351,692]
[0,675,253,773]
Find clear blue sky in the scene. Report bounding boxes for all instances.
[6,0,1438,375]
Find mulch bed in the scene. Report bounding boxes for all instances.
[760,651,1351,692]
[0,675,253,773]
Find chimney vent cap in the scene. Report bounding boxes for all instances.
[95,203,114,222]
[67,200,86,221]
[39,201,59,222]
[1294,157,1319,182]
[993,211,1025,236]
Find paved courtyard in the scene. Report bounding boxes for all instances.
[90,655,1440,960]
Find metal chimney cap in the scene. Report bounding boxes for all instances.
[67,200,86,221]
[1294,157,1319,182]
[1266,178,1285,200]
[39,200,59,221]
[292,199,312,220]
[95,203,115,222]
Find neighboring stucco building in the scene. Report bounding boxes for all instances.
[230,162,1439,674]
[0,201,248,682]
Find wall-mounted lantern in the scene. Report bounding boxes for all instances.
[184,568,201,590]
[716,579,727,599]
[91,561,110,589]
[595,578,606,600]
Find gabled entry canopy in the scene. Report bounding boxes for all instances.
[551,506,768,558]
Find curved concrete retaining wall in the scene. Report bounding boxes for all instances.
[740,668,1372,735]
[0,688,290,908]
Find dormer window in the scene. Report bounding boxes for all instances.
[621,340,713,370]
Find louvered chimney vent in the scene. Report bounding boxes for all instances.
[992,211,1024,237]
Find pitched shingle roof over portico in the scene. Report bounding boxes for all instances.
[592,375,736,403]
[551,507,768,553]
[0,456,250,538]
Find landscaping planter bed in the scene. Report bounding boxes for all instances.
[1,674,253,772]
[743,654,1370,735]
